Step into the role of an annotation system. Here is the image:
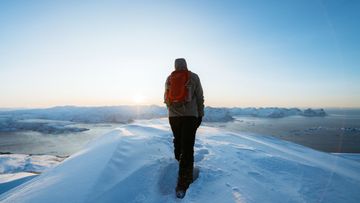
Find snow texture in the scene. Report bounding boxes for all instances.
[0,154,65,195]
[0,118,359,203]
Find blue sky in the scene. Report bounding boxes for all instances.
[0,0,359,108]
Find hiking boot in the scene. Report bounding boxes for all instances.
[176,175,188,199]
[175,187,186,198]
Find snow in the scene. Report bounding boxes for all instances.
[0,154,65,174]
[1,118,359,203]
[0,173,37,184]
[0,154,65,195]
[0,173,37,196]
[332,153,360,163]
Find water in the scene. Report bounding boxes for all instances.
[0,121,123,156]
[207,108,360,153]
[1,109,359,155]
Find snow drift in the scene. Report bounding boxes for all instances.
[1,119,359,203]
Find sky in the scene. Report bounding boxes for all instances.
[0,0,359,108]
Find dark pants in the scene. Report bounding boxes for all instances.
[169,116,198,189]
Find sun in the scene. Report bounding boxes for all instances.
[132,93,145,104]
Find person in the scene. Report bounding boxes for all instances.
[164,58,204,198]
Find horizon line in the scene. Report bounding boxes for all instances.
[1,104,359,110]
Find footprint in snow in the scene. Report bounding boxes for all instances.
[195,149,209,162]
[157,161,178,195]
[157,161,200,196]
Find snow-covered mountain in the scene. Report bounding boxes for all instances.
[0,105,167,124]
[228,107,326,118]
[1,118,359,203]
[0,106,327,133]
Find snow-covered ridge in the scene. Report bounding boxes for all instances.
[0,119,359,203]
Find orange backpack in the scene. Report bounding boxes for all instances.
[165,70,191,104]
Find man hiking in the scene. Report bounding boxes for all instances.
[164,58,204,198]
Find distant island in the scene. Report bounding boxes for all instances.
[0,106,327,134]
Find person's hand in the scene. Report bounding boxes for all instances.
[197,116,202,128]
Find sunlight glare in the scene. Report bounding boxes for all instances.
[132,93,145,104]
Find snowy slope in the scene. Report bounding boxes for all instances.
[0,118,359,203]
[0,154,66,195]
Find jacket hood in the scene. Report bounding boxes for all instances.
[174,58,188,71]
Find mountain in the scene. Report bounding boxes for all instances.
[0,105,327,126]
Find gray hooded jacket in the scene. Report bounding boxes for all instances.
[164,58,204,117]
